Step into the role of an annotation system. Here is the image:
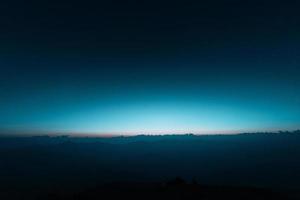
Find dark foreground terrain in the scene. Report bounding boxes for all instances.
[42,179,299,200]
[0,131,300,199]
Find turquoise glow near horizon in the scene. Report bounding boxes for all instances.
[1,84,300,135]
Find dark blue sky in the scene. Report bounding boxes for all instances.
[0,0,300,135]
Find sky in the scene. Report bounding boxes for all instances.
[0,0,300,135]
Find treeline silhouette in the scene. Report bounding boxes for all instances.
[0,131,300,199]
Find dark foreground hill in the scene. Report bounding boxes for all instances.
[42,178,299,200]
[0,131,300,199]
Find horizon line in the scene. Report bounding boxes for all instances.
[0,128,299,138]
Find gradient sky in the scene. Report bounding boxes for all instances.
[0,0,300,135]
